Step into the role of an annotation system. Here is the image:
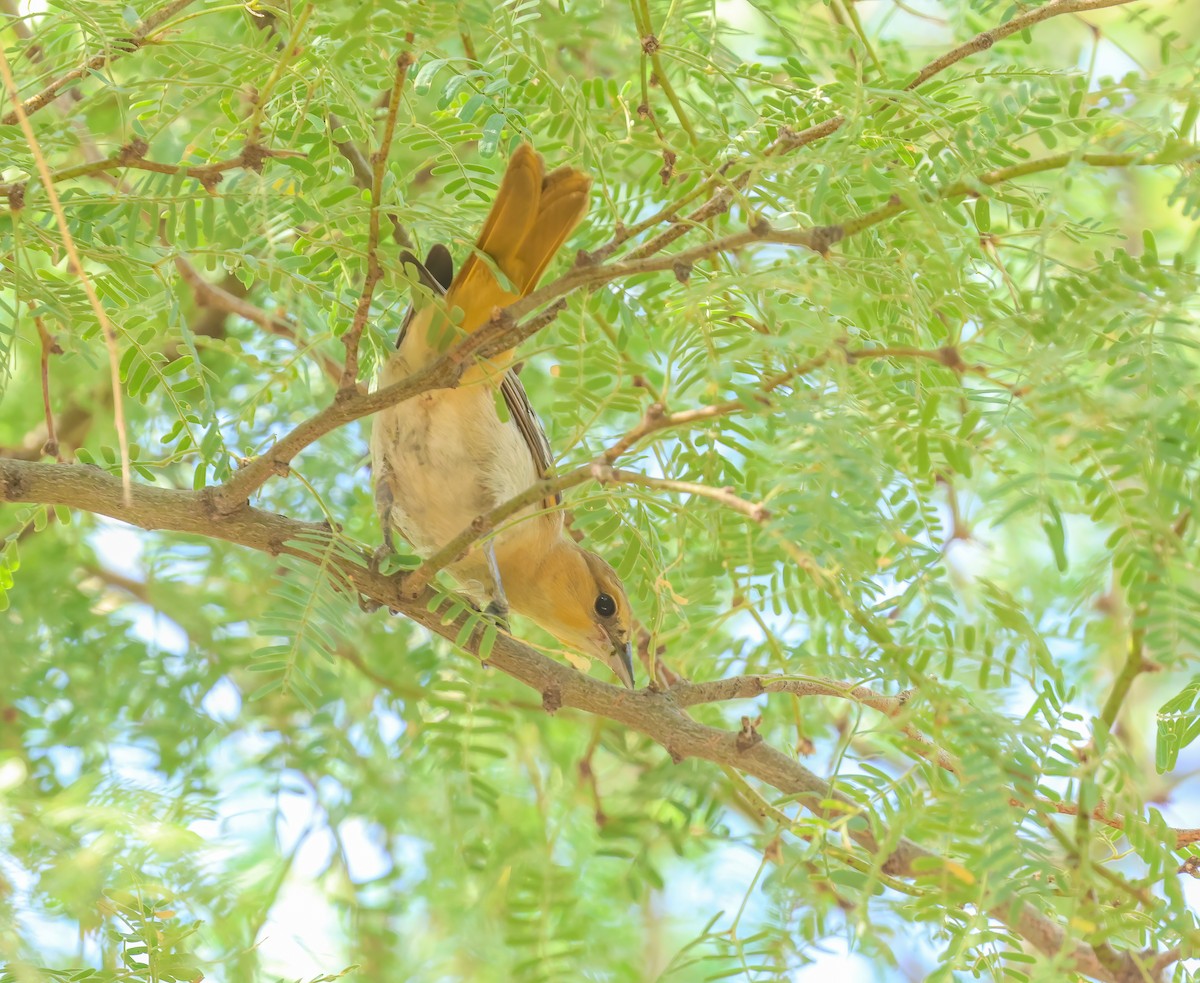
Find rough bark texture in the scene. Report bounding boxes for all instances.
[0,457,1160,983]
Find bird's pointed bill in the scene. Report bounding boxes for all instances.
[614,640,635,689]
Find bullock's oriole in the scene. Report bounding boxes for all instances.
[371,144,634,688]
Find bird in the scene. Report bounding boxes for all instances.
[370,144,635,688]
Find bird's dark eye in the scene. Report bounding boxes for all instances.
[594,593,616,618]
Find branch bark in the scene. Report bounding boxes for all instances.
[0,457,1170,983]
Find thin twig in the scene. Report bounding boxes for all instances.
[341,41,415,390]
[612,0,1145,263]
[459,22,478,62]
[327,113,375,186]
[32,313,62,460]
[587,175,713,263]
[0,45,132,502]
[597,465,770,522]
[245,4,313,145]
[173,256,342,384]
[1,0,198,126]
[602,343,997,462]
[676,673,906,712]
[5,139,307,199]
[891,0,947,25]
[678,672,961,775]
[628,0,669,144]
[400,460,771,598]
[1099,625,1150,730]
[1012,795,1200,849]
[399,465,589,598]
[0,0,33,42]
[905,0,1137,91]
[831,0,883,76]
[723,766,931,897]
[578,722,608,825]
[327,113,412,246]
[633,0,698,145]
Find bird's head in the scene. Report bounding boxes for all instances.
[505,540,635,688]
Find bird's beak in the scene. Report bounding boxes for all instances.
[610,639,635,689]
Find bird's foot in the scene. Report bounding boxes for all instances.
[482,598,510,633]
[369,543,391,576]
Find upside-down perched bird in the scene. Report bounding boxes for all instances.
[370,144,635,688]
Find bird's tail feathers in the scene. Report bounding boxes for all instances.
[445,144,590,337]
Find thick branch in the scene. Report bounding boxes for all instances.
[0,457,1162,983]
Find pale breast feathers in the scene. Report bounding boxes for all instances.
[370,248,558,560]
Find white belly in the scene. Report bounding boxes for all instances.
[370,351,554,587]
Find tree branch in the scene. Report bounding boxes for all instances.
[904,0,1139,91]
[244,5,312,146]
[204,142,1178,514]
[630,0,698,145]
[4,139,308,199]
[341,43,415,390]
[392,335,1004,601]
[327,113,412,247]
[32,313,61,460]
[398,460,771,599]
[1012,795,1200,849]
[612,0,1146,262]
[211,299,569,511]
[173,256,342,385]
[0,43,131,503]
[0,0,199,126]
[0,456,1167,983]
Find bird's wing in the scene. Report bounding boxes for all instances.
[499,368,561,508]
[395,244,454,349]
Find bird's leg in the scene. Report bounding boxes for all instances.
[370,540,393,577]
[370,480,400,577]
[482,540,510,626]
[368,482,407,615]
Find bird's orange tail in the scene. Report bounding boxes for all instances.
[445,144,591,337]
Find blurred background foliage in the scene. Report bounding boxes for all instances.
[1,0,1199,980]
